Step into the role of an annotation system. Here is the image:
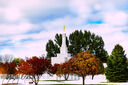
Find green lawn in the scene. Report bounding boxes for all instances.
[40,80,74,82]
[38,84,114,85]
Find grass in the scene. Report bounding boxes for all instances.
[39,80,74,82]
[38,84,114,85]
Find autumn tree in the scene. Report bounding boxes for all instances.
[56,62,71,80]
[105,44,128,82]
[12,58,22,65]
[68,51,104,85]
[50,64,60,74]
[46,30,108,62]
[17,56,51,85]
[1,61,17,83]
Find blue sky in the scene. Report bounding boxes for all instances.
[0,0,128,58]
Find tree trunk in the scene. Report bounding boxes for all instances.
[92,75,94,80]
[64,74,69,80]
[35,82,38,85]
[82,76,85,85]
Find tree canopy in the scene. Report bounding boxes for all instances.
[46,30,108,62]
[16,56,51,85]
[68,51,104,85]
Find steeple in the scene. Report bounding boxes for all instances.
[60,25,68,55]
[51,26,71,65]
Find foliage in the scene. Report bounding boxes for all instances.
[16,56,51,85]
[12,58,23,65]
[50,64,60,74]
[105,44,128,82]
[46,34,68,59]
[1,61,17,83]
[46,40,60,59]
[68,51,104,85]
[46,30,108,62]
[68,30,108,62]
[56,62,71,80]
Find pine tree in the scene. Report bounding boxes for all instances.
[105,44,128,82]
[46,40,59,59]
[68,30,108,62]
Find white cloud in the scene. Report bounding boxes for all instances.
[0,21,38,35]
[0,0,128,59]
[103,11,128,26]
[83,24,128,56]
[0,0,69,22]
[0,40,46,58]
[3,7,22,22]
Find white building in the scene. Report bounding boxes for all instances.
[51,27,71,65]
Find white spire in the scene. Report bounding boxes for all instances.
[60,33,68,54]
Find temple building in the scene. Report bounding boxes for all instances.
[51,26,71,65]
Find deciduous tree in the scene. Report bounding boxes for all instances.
[68,51,104,85]
[1,61,17,83]
[56,62,70,80]
[17,56,51,85]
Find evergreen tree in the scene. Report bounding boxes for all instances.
[68,30,108,62]
[46,30,108,62]
[105,44,128,82]
[46,40,59,59]
[46,34,68,59]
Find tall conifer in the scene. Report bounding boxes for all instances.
[105,44,128,82]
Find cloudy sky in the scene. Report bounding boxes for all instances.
[0,0,128,58]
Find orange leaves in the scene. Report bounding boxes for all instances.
[68,51,104,77]
[1,62,16,75]
[55,62,71,77]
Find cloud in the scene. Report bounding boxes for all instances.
[0,0,128,58]
[3,7,23,22]
[103,11,128,26]
[0,40,46,58]
[82,24,128,55]
[0,0,69,22]
[0,21,38,36]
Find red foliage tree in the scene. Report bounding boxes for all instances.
[50,64,60,74]
[17,56,51,85]
[56,62,71,80]
[1,61,17,83]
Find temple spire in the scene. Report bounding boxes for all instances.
[60,26,67,55]
[63,25,65,32]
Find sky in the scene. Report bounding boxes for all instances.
[0,0,128,58]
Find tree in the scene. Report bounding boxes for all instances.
[46,40,59,59]
[68,30,108,62]
[50,64,60,74]
[56,62,70,80]
[1,61,17,83]
[46,34,69,59]
[105,44,128,82]
[17,56,51,85]
[68,51,104,85]
[12,58,23,65]
[46,30,108,62]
